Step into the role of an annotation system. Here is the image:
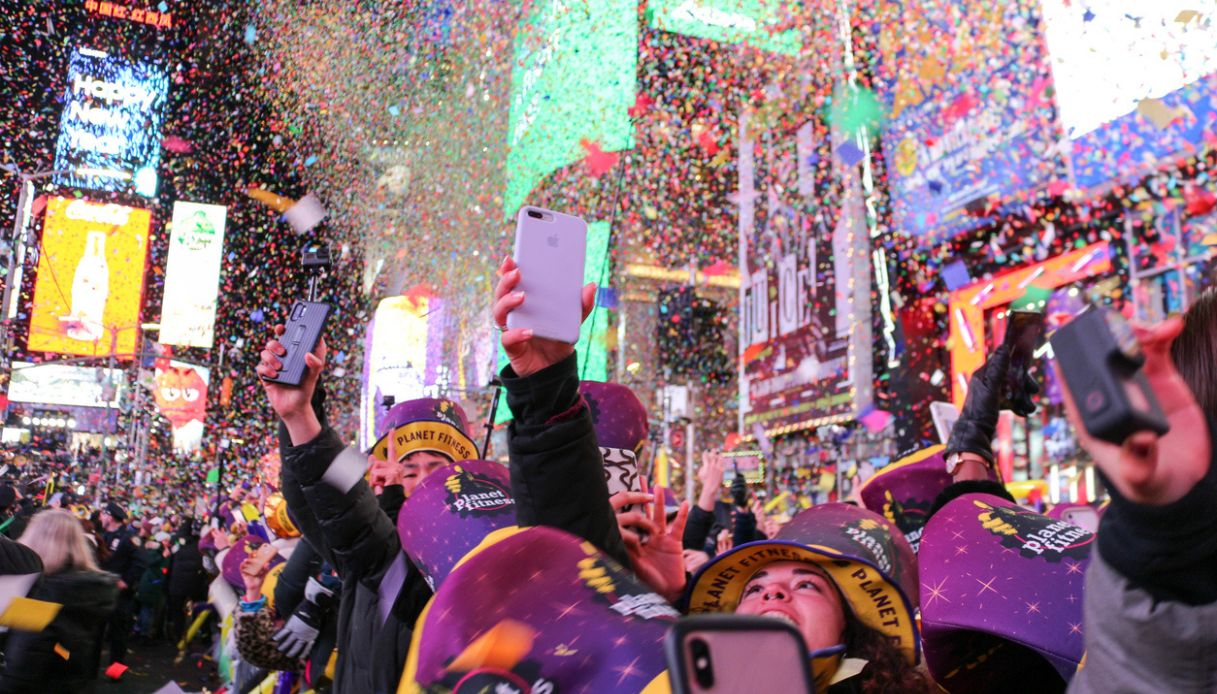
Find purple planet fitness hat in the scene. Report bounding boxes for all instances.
[580,381,648,498]
[687,503,920,668]
[370,397,479,464]
[402,525,677,693]
[397,460,518,591]
[919,493,1095,692]
[220,534,283,592]
[858,445,953,553]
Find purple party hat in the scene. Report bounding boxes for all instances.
[402,525,678,693]
[919,493,1095,692]
[687,503,920,667]
[220,534,284,593]
[369,397,479,463]
[858,445,953,553]
[397,459,518,591]
[580,381,648,498]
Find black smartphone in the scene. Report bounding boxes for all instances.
[261,300,331,387]
[1049,306,1170,444]
[1003,310,1046,402]
[665,615,815,694]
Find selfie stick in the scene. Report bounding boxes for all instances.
[482,377,502,458]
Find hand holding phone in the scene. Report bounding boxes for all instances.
[1051,307,1168,445]
[1002,310,1045,415]
[494,212,597,379]
[1055,315,1208,506]
[506,207,588,344]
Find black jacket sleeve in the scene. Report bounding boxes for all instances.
[278,384,336,567]
[273,538,323,618]
[1095,429,1217,606]
[284,426,402,590]
[502,353,630,568]
[683,506,716,551]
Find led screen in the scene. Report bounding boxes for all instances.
[159,202,227,348]
[52,47,169,197]
[28,197,151,357]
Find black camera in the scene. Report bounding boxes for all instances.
[1050,306,1169,445]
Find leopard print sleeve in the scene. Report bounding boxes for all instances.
[234,605,305,673]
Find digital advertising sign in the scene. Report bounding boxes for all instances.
[53,47,169,197]
[28,197,151,358]
[738,110,874,436]
[360,295,447,448]
[873,0,1059,245]
[159,202,227,348]
[504,0,637,218]
[153,360,210,453]
[647,0,801,56]
[8,361,125,409]
[1041,1,1217,189]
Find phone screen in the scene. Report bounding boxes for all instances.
[1004,311,1046,402]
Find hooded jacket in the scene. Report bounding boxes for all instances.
[0,569,119,692]
[278,386,432,694]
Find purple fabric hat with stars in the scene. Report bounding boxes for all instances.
[858,445,953,553]
[402,525,677,693]
[397,459,518,591]
[919,493,1095,692]
[369,397,479,464]
[580,381,648,498]
[220,534,283,592]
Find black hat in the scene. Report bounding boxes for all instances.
[104,502,128,522]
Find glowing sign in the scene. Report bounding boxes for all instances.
[947,242,1113,407]
[85,1,174,28]
[360,296,447,448]
[504,0,637,218]
[159,202,227,348]
[28,197,151,358]
[647,0,800,56]
[53,47,169,197]
[154,360,209,453]
[8,361,125,409]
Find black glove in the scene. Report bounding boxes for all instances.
[730,470,749,509]
[272,575,336,659]
[946,345,1040,464]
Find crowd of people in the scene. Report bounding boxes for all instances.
[0,259,1212,693]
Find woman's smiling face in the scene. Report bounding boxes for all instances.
[734,560,847,652]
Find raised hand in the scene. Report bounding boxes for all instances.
[256,323,326,445]
[611,478,690,603]
[493,256,596,378]
[697,451,725,512]
[1059,317,1210,506]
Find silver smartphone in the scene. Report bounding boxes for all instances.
[507,206,588,344]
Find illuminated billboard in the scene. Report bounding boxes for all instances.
[8,361,125,409]
[1041,1,1217,188]
[159,202,227,348]
[647,0,801,56]
[873,0,1058,245]
[154,360,210,453]
[28,197,151,358]
[504,0,637,217]
[53,47,169,197]
[360,296,447,448]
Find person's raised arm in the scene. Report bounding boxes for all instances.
[494,256,630,567]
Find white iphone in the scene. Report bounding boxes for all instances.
[507,206,588,344]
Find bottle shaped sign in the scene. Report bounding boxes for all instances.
[66,231,109,342]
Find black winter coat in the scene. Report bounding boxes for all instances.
[278,388,432,694]
[167,537,207,600]
[0,569,119,693]
[501,353,631,568]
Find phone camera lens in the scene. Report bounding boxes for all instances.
[690,638,715,688]
[527,209,544,220]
